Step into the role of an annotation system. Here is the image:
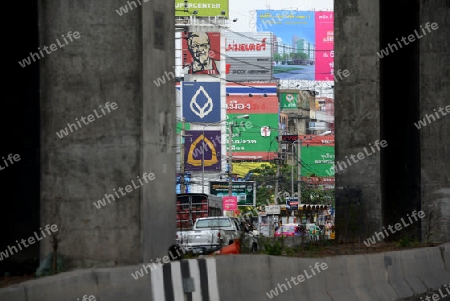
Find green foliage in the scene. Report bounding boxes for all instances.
[398,238,412,248]
[248,163,335,206]
[263,239,283,255]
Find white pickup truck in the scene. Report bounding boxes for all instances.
[176,216,243,254]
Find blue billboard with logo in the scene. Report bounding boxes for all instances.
[182,82,221,122]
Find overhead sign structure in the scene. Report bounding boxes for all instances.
[182,82,220,122]
[182,32,221,75]
[209,181,256,206]
[184,130,221,171]
[175,0,229,18]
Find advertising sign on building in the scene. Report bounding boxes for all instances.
[224,32,273,81]
[225,32,272,57]
[315,12,334,80]
[182,32,221,75]
[226,95,278,160]
[226,57,273,81]
[279,91,312,110]
[182,82,220,122]
[279,93,299,109]
[256,10,334,81]
[184,130,221,171]
[298,135,335,177]
[175,0,229,18]
[222,196,237,211]
[209,181,256,206]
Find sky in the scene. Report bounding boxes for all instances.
[228,0,334,32]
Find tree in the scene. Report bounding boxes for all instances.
[247,163,335,208]
[273,53,282,63]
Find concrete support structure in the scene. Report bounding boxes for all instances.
[39,0,175,268]
[335,0,450,242]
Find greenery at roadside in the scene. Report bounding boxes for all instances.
[246,163,335,207]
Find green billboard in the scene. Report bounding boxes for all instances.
[175,0,229,18]
[209,181,256,206]
[226,113,278,152]
[300,146,335,177]
[280,92,299,109]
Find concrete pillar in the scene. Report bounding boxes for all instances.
[334,0,382,240]
[39,0,175,268]
[335,0,450,242]
[419,0,450,243]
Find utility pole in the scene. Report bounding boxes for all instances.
[291,142,294,197]
[202,126,206,193]
[274,125,282,205]
[180,118,186,193]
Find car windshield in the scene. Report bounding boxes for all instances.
[196,219,232,228]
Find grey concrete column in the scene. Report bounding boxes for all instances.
[39,0,175,269]
[419,0,450,243]
[334,0,382,240]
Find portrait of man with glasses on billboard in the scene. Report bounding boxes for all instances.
[184,32,220,75]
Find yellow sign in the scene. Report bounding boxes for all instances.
[187,134,218,166]
[175,0,229,18]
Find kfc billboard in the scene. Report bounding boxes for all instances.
[182,32,221,75]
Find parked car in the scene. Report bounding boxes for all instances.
[274,224,301,237]
[176,216,243,254]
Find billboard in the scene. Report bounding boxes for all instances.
[209,181,256,206]
[300,146,335,177]
[226,57,273,81]
[184,130,221,171]
[182,82,220,122]
[182,32,221,75]
[279,90,314,110]
[227,95,278,113]
[256,10,334,81]
[225,32,272,57]
[222,196,237,211]
[315,12,334,80]
[224,32,273,81]
[175,0,229,18]
[285,135,335,178]
[226,95,278,159]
